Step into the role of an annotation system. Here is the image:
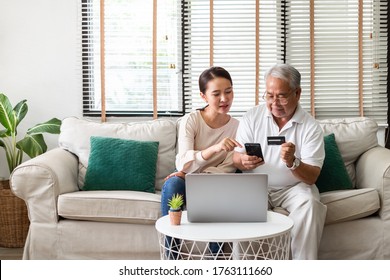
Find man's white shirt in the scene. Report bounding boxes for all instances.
[235,104,325,189]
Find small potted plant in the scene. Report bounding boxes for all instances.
[168,193,184,225]
[0,92,62,247]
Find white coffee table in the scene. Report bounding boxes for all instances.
[155,211,293,260]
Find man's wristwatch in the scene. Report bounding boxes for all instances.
[287,157,301,170]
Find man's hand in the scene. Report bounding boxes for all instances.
[281,142,296,167]
[280,142,321,184]
[233,152,264,171]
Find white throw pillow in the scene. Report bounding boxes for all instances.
[59,117,177,191]
[318,117,378,186]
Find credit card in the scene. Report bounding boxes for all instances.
[267,136,286,145]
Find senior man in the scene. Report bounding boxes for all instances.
[233,63,327,260]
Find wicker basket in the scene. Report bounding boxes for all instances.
[0,179,30,248]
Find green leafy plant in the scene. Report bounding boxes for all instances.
[168,194,184,210]
[0,93,62,174]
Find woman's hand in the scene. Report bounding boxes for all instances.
[200,137,243,161]
[214,137,242,153]
[164,170,186,181]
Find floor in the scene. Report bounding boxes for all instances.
[0,247,24,260]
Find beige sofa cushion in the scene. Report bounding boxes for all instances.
[320,188,380,225]
[273,188,380,225]
[318,117,378,187]
[58,191,161,224]
[58,117,177,191]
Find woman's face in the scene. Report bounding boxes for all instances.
[201,77,233,115]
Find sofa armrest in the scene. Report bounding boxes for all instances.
[10,148,79,224]
[356,146,390,220]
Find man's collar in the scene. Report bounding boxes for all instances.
[290,104,305,124]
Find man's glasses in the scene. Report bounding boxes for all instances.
[262,91,296,105]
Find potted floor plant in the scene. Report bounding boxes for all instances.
[0,92,61,247]
[168,194,184,225]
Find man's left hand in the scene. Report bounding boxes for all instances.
[281,142,296,167]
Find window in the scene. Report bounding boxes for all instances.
[285,0,388,122]
[82,0,182,117]
[82,0,388,125]
[183,0,388,124]
[183,0,285,117]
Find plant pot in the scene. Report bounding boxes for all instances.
[0,179,30,248]
[169,209,182,225]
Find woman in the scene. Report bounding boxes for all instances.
[160,66,241,258]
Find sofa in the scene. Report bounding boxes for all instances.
[10,116,390,260]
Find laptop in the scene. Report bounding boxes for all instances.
[185,173,268,223]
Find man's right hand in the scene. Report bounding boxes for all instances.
[233,152,264,171]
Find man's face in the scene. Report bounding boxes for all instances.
[265,76,301,120]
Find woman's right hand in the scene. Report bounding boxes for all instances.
[215,137,242,153]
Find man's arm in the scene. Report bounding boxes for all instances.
[289,159,321,185]
[281,142,321,185]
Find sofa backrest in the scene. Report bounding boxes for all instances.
[317,117,378,186]
[58,117,177,192]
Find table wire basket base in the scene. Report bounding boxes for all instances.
[158,232,291,260]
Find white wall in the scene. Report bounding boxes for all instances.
[0,0,81,178]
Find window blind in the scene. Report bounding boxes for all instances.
[183,0,283,117]
[82,0,388,125]
[183,0,388,124]
[286,0,388,124]
[81,0,182,118]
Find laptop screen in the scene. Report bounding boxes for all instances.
[185,173,268,223]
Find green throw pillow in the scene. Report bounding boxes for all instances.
[316,133,353,193]
[83,136,159,192]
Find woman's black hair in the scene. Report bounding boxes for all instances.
[198,66,233,94]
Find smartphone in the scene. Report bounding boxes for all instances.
[245,143,264,159]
